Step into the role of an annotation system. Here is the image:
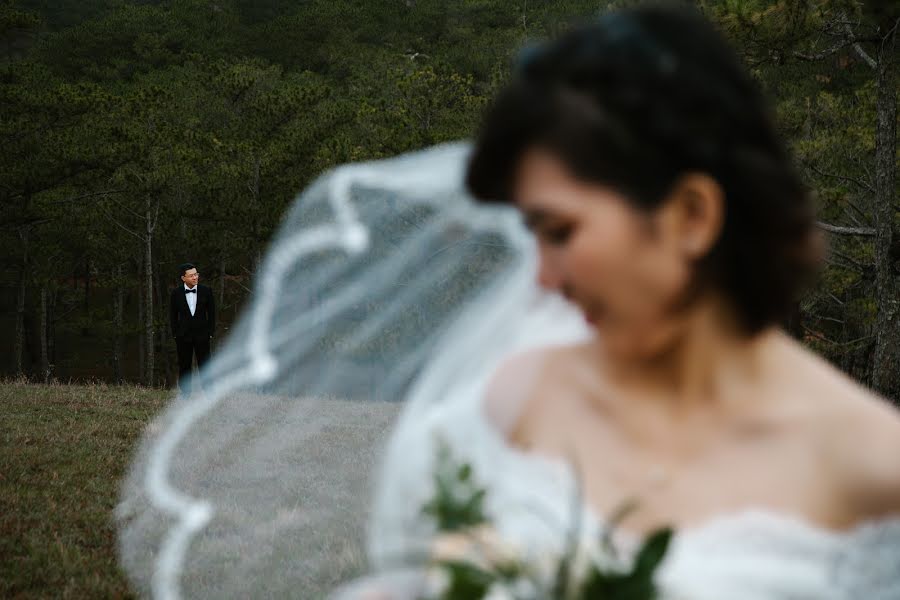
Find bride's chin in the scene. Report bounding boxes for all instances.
[592,330,642,363]
[595,323,682,364]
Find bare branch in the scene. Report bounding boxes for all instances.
[816,221,876,236]
[843,334,876,347]
[98,204,144,242]
[843,14,877,69]
[843,198,875,226]
[850,39,877,69]
[884,17,900,45]
[52,303,81,324]
[808,313,845,325]
[0,217,50,231]
[107,195,147,222]
[858,160,876,190]
[792,13,877,69]
[793,39,850,61]
[845,209,865,228]
[801,325,840,346]
[6,162,121,202]
[825,246,872,275]
[49,189,127,206]
[827,247,870,271]
[803,161,875,193]
[803,325,875,348]
[824,255,865,273]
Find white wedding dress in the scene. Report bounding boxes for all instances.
[338,370,900,600]
[354,383,900,600]
[351,290,900,599]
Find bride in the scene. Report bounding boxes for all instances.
[117,4,900,600]
[347,4,900,599]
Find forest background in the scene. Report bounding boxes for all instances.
[2,0,899,401]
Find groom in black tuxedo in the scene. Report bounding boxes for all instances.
[170,263,215,390]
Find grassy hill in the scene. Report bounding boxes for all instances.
[1,382,402,598]
[1,381,168,598]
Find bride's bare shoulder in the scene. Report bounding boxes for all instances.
[794,343,900,517]
[481,344,582,438]
[796,343,900,433]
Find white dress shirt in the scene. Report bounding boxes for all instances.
[184,284,198,316]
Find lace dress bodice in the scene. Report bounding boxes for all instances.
[363,392,900,600]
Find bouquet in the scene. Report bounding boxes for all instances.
[419,438,673,600]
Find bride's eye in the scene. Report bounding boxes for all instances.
[542,223,574,245]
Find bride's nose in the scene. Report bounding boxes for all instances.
[537,250,564,291]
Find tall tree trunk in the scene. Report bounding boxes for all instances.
[84,257,91,312]
[155,265,171,388]
[14,226,30,377]
[251,154,263,271]
[839,297,854,375]
[39,285,49,383]
[218,253,226,309]
[138,261,145,385]
[144,199,155,387]
[113,264,124,384]
[48,289,56,376]
[871,25,899,403]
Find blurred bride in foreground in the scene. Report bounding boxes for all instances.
[350,4,900,599]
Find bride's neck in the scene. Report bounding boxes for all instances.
[601,295,779,411]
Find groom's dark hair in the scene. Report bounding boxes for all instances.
[178,263,197,277]
[467,4,818,335]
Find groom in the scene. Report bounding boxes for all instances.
[170,263,215,390]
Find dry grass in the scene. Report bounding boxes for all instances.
[1,381,404,599]
[0,380,169,599]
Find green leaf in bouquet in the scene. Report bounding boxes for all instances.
[579,570,656,600]
[422,436,489,531]
[578,527,672,600]
[459,488,487,518]
[437,559,496,600]
[631,528,673,580]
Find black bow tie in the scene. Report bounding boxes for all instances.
[186,289,197,294]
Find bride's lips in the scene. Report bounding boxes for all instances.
[581,304,604,326]
[565,292,603,326]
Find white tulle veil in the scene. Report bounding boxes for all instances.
[116,141,589,599]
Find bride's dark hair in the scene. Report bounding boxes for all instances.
[466,4,818,335]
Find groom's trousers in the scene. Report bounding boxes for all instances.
[175,336,211,390]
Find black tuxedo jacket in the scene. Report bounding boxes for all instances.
[170,284,216,340]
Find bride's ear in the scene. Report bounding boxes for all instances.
[655,173,725,261]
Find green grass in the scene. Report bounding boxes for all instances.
[0,381,169,599]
